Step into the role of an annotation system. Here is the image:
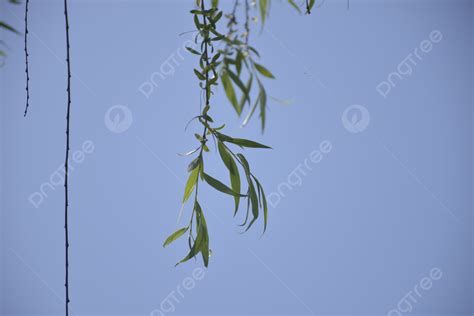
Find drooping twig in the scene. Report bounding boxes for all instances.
[63,0,72,314]
[23,0,30,117]
[244,0,250,45]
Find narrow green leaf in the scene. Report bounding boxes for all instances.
[182,167,199,203]
[254,62,275,79]
[186,46,201,55]
[258,82,267,132]
[217,133,272,149]
[0,22,20,35]
[227,68,250,105]
[259,0,268,25]
[194,69,206,81]
[236,51,243,75]
[202,172,246,197]
[288,0,302,13]
[194,14,201,29]
[254,177,268,233]
[213,11,223,23]
[187,156,201,172]
[163,227,189,247]
[196,203,210,267]
[218,141,241,215]
[221,70,240,115]
[231,137,271,148]
[237,154,259,230]
[308,0,316,13]
[239,75,254,112]
[194,133,203,141]
[242,94,259,128]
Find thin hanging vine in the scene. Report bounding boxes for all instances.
[23,0,29,116]
[63,0,72,314]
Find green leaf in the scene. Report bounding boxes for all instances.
[236,51,243,75]
[239,75,254,112]
[258,82,267,132]
[288,0,302,13]
[196,202,210,267]
[307,0,316,13]
[213,11,223,23]
[194,133,203,141]
[254,62,275,79]
[186,46,201,55]
[254,177,268,233]
[187,156,201,172]
[238,138,269,149]
[227,68,250,105]
[201,114,213,122]
[242,93,259,128]
[194,69,206,81]
[163,227,189,247]
[211,52,221,64]
[247,180,259,222]
[194,14,201,29]
[221,70,240,115]
[190,9,204,15]
[176,234,201,266]
[211,0,219,8]
[182,166,199,203]
[202,172,246,197]
[218,141,241,215]
[0,22,20,35]
[259,0,268,25]
[237,154,259,230]
[217,133,272,149]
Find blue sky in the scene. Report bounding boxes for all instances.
[1,0,472,315]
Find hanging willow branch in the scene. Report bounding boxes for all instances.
[23,0,29,116]
[63,0,72,314]
[163,0,273,267]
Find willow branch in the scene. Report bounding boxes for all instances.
[63,0,72,314]
[23,0,30,117]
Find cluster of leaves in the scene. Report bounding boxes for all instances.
[0,0,22,63]
[163,0,270,267]
[212,0,313,130]
[215,0,276,132]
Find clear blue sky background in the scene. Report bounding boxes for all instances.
[1,0,472,315]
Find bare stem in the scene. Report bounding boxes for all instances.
[23,0,29,117]
[63,0,72,314]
